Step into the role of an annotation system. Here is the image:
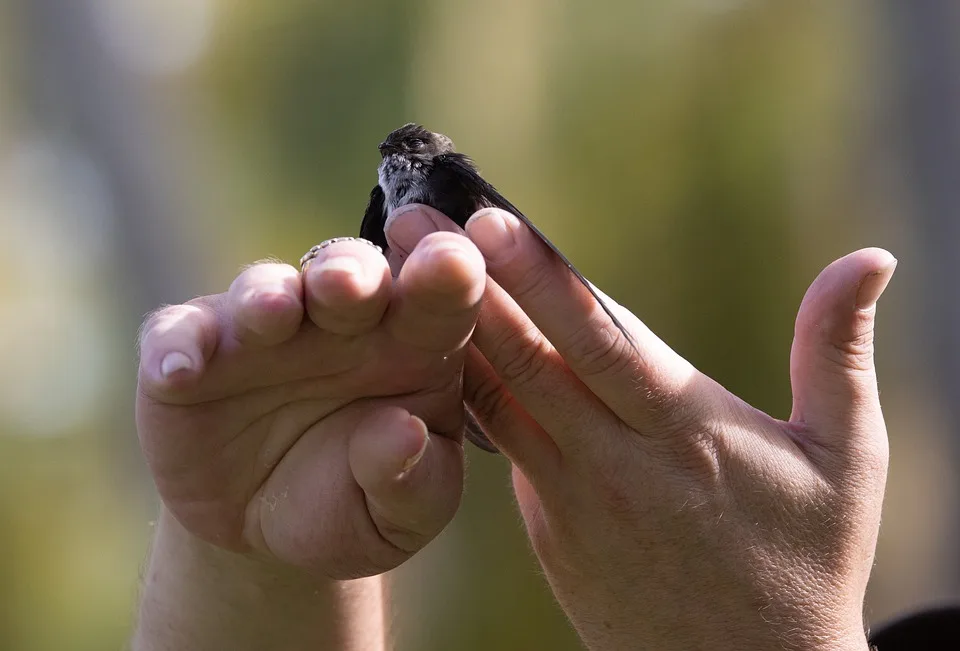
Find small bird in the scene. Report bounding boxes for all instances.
[362,124,633,340]
[306,123,634,453]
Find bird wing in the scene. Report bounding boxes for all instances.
[359,185,388,250]
[438,154,636,349]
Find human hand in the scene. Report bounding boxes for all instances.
[387,206,895,651]
[136,233,485,579]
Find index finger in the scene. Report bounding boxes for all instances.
[465,208,700,430]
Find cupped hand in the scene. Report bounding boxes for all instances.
[387,205,895,651]
[136,233,485,579]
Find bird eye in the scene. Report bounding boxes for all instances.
[409,139,425,150]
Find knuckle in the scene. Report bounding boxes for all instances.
[362,495,452,563]
[401,270,475,320]
[828,330,875,373]
[825,311,876,372]
[309,301,379,335]
[668,422,724,483]
[490,323,552,387]
[565,314,634,380]
[368,514,432,556]
[308,513,411,581]
[642,425,723,489]
[466,372,515,428]
[637,383,725,483]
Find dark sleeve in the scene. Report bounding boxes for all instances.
[869,605,960,649]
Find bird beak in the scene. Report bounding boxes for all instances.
[378,142,389,156]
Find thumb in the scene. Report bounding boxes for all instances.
[349,406,464,553]
[789,248,897,445]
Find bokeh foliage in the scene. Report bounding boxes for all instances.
[0,1,953,649]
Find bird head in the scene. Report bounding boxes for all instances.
[378,123,455,163]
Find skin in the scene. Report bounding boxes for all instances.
[386,205,895,651]
[134,203,895,651]
[134,235,486,650]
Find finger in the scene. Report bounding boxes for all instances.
[138,303,220,400]
[384,203,465,276]
[465,208,699,431]
[350,406,464,553]
[226,263,304,346]
[303,239,392,335]
[470,278,621,454]
[789,248,897,448]
[385,204,466,257]
[389,207,625,455]
[385,229,486,352]
[463,344,561,482]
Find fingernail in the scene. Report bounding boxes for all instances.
[243,284,292,305]
[856,258,898,310]
[160,351,193,378]
[314,255,363,278]
[465,209,518,263]
[386,206,438,255]
[313,256,378,293]
[401,415,429,473]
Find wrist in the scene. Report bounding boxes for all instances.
[133,507,387,651]
[582,627,870,651]
[568,594,871,651]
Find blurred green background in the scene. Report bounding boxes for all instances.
[1,1,959,649]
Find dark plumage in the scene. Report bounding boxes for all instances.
[361,124,634,453]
